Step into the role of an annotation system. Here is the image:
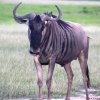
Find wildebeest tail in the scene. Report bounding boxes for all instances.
[85,37,90,88]
[86,65,90,88]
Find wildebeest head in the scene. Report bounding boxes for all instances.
[13,2,62,54]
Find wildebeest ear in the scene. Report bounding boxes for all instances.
[18,19,27,24]
[14,17,28,24]
[25,20,29,25]
[49,12,52,16]
[48,12,52,17]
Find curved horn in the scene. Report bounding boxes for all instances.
[13,2,32,24]
[55,5,62,20]
[41,5,62,21]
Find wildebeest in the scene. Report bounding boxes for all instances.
[13,2,90,100]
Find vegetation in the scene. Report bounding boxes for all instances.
[0,3,100,25]
[0,25,100,99]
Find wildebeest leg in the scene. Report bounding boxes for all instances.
[46,59,55,100]
[78,51,89,100]
[34,55,43,100]
[64,63,74,100]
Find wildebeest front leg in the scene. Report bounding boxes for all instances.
[34,55,43,100]
[78,51,89,100]
[64,63,74,100]
[46,58,55,100]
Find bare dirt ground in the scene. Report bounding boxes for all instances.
[0,0,100,5]
[5,88,100,100]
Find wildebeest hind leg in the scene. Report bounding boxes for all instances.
[78,51,89,100]
[64,63,74,100]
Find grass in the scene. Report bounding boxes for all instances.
[0,3,100,25]
[0,24,100,99]
[0,3,100,99]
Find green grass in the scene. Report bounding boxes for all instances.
[0,3,100,25]
[0,25,100,99]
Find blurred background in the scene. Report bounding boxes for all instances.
[0,0,100,99]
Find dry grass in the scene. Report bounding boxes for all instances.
[0,24,100,99]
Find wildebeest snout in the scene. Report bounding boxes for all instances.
[29,47,40,55]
